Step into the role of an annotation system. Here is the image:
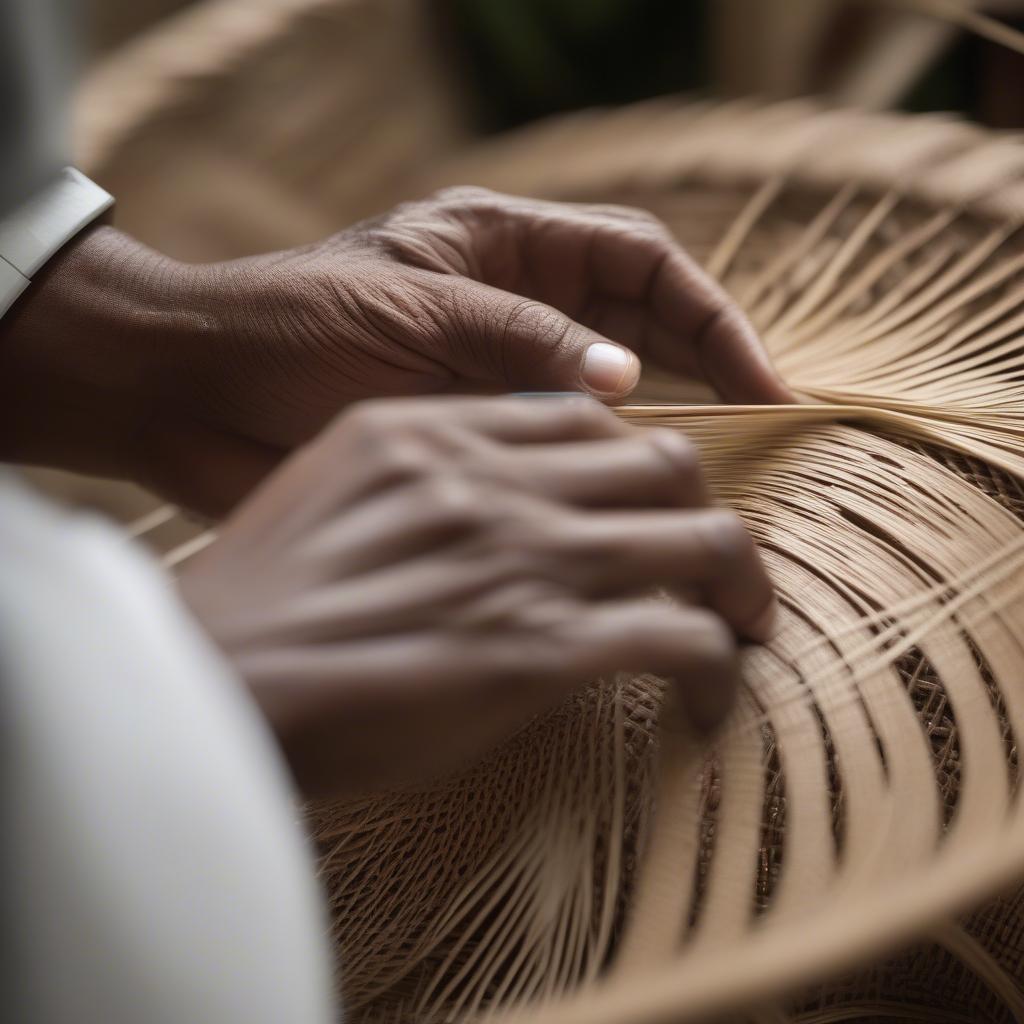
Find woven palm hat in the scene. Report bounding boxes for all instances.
[296,99,1024,1024]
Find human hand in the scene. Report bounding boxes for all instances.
[0,191,790,515]
[178,396,776,798]
[195,188,790,456]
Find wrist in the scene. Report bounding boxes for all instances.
[0,224,213,481]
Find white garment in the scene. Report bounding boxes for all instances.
[0,0,113,313]
[1,475,337,1024]
[0,0,73,212]
[2,7,337,1019]
[0,166,114,316]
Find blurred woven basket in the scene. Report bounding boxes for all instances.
[69,2,1024,1023]
[74,0,470,261]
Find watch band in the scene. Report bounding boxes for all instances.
[0,167,114,318]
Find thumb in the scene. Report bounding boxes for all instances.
[451,280,641,399]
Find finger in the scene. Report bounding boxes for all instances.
[237,543,513,646]
[244,608,599,795]
[484,427,710,508]
[239,630,527,795]
[433,187,661,300]
[561,508,777,642]
[483,199,679,317]
[299,474,491,577]
[248,599,741,749]
[244,397,634,544]
[471,196,793,404]
[537,205,791,403]
[447,278,641,399]
[510,203,675,310]
[560,601,742,735]
[334,394,633,448]
[650,248,794,404]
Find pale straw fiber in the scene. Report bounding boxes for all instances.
[315,103,1024,1024]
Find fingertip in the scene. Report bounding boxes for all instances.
[683,668,737,737]
[746,596,780,644]
[658,669,735,740]
[659,610,741,737]
[580,343,641,398]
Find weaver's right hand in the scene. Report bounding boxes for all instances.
[179,396,776,797]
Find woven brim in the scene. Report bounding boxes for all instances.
[305,101,1024,1024]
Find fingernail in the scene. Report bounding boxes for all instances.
[581,343,639,395]
[748,598,779,644]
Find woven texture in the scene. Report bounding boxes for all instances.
[306,102,1024,1024]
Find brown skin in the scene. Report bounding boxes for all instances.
[0,187,791,515]
[0,188,786,794]
[179,396,776,797]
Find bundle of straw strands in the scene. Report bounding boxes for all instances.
[76,4,1024,1023]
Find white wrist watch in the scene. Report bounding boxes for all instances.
[0,167,114,318]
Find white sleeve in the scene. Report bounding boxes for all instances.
[0,0,75,213]
[0,475,338,1024]
[1,0,109,316]
[0,166,113,317]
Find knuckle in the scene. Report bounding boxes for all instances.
[719,300,749,331]
[341,400,395,440]
[499,299,575,354]
[360,428,444,487]
[492,509,562,557]
[646,428,701,481]
[418,474,479,518]
[635,212,668,234]
[568,395,621,431]
[371,433,436,484]
[697,509,755,566]
[621,204,661,226]
[594,201,660,225]
[602,204,673,240]
[442,481,527,542]
[701,297,751,343]
[687,610,740,672]
[460,448,514,489]
[430,185,497,210]
[508,599,584,677]
[468,510,567,585]
[511,588,577,633]
[457,580,578,649]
